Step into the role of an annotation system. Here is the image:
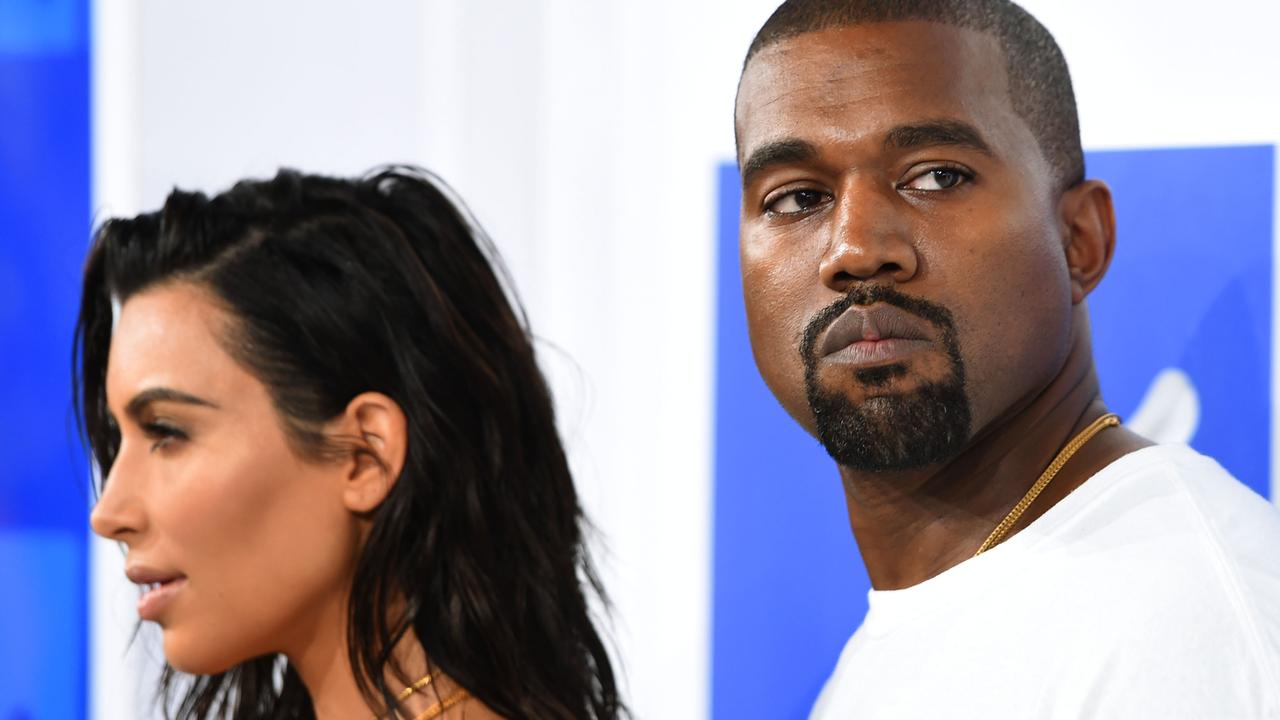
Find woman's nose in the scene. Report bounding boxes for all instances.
[89,451,147,543]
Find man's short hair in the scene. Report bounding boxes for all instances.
[743,0,1084,190]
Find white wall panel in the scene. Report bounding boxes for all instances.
[90,1,147,716]
[135,1,425,208]
[1022,0,1280,149]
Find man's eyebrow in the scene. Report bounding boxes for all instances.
[884,120,993,156]
[124,387,220,421]
[740,138,819,189]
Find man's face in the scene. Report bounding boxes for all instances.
[736,22,1075,470]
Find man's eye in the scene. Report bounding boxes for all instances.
[902,167,972,192]
[766,189,828,215]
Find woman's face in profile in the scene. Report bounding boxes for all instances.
[91,282,361,674]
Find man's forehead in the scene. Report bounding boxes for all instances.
[735,21,1012,155]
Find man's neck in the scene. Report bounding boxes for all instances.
[840,338,1151,591]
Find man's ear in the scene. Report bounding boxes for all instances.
[1059,179,1117,304]
[331,392,408,514]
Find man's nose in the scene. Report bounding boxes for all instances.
[89,448,147,543]
[818,178,919,292]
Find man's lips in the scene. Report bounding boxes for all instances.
[818,304,934,360]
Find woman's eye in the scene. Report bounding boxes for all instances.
[766,189,828,215]
[142,422,188,453]
[903,167,971,192]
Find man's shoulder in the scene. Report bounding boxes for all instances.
[1047,444,1280,687]
[814,448,1280,719]
[1084,443,1280,570]
[1058,444,1280,604]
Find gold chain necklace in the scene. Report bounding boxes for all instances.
[973,413,1120,557]
[368,673,470,720]
[413,688,471,720]
[370,673,433,720]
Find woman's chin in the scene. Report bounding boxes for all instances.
[162,632,248,676]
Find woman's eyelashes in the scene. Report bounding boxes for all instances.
[142,419,189,453]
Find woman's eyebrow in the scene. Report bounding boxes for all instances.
[124,387,220,422]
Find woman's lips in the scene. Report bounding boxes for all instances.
[137,577,187,621]
[126,565,188,621]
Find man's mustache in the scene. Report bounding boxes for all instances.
[799,285,958,364]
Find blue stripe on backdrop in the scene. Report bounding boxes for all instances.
[711,146,1276,719]
[1089,146,1274,499]
[0,0,91,717]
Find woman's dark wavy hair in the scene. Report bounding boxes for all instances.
[73,166,622,719]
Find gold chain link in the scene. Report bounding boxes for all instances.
[371,674,433,720]
[973,413,1120,556]
[413,689,470,720]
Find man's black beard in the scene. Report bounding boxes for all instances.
[800,286,971,472]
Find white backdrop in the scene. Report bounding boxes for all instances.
[89,2,1280,719]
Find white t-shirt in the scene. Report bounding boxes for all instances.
[811,444,1280,719]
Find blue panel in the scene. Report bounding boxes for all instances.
[0,0,91,717]
[0,0,85,55]
[711,146,1274,719]
[0,532,85,719]
[1090,146,1274,499]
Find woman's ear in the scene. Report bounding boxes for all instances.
[332,392,408,514]
[1059,179,1117,304]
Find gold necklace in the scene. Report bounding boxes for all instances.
[370,674,433,720]
[413,688,470,720]
[973,412,1120,557]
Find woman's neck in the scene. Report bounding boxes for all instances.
[288,599,433,719]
